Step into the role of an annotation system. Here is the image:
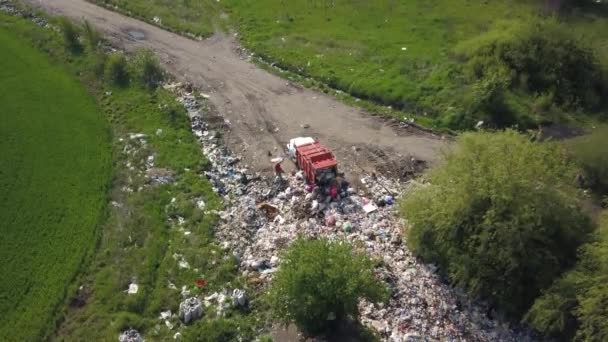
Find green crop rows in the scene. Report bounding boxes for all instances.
[0,26,111,341]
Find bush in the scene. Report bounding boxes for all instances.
[526,212,608,341]
[400,130,592,317]
[92,52,107,78]
[570,126,608,194]
[268,238,388,334]
[104,53,129,86]
[132,49,164,89]
[83,20,101,50]
[458,18,605,112]
[58,17,81,53]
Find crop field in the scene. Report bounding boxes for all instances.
[0,27,111,341]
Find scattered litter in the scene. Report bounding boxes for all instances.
[127,283,139,295]
[160,310,172,320]
[363,202,378,214]
[197,199,206,210]
[129,133,147,140]
[180,285,190,298]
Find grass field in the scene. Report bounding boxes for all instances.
[0,26,110,341]
[89,0,608,129]
[94,0,223,37]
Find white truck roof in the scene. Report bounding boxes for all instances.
[290,137,315,147]
[287,137,316,159]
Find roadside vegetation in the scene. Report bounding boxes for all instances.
[90,0,607,130]
[400,129,608,338]
[92,0,223,37]
[0,9,257,342]
[0,23,110,341]
[525,211,608,341]
[569,126,608,196]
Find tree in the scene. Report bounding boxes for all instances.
[268,238,388,334]
[526,211,608,341]
[400,130,592,317]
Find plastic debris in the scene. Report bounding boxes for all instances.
[179,297,203,324]
[363,202,378,214]
[127,283,138,295]
[232,289,248,307]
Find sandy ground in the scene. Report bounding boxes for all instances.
[23,0,447,179]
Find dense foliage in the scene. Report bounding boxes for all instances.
[0,24,110,341]
[453,18,606,128]
[268,238,388,334]
[525,212,608,341]
[570,126,608,195]
[400,130,592,317]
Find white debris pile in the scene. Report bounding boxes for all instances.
[166,82,534,341]
[159,310,175,330]
[203,290,233,316]
[119,329,143,342]
[179,297,203,324]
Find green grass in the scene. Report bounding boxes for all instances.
[0,26,111,341]
[92,0,223,37]
[88,0,608,129]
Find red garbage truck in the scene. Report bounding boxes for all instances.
[287,137,337,184]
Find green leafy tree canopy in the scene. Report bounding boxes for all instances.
[401,130,592,317]
[268,238,388,334]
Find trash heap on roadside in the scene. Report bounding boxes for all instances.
[168,82,533,341]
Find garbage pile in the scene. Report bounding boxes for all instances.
[168,83,533,341]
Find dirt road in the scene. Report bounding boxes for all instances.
[24,0,446,177]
